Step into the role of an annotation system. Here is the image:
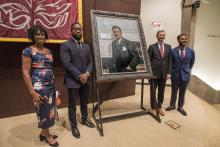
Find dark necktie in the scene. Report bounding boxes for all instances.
[77,41,83,57]
[77,41,85,68]
[116,40,120,48]
[159,43,164,58]
[77,41,81,48]
[180,49,185,61]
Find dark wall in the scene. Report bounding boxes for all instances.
[0,42,66,118]
[82,0,141,99]
[0,42,62,68]
[0,0,141,118]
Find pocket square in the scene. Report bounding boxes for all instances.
[122,46,127,51]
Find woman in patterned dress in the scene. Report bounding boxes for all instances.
[22,25,59,147]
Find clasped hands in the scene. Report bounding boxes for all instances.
[79,72,90,84]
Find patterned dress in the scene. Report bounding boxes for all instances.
[23,47,56,129]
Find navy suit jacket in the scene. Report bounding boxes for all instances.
[148,43,172,78]
[60,38,93,88]
[171,47,195,82]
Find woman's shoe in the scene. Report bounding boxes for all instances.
[39,134,58,142]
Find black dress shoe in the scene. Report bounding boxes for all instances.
[165,106,176,111]
[71,127,80,138]
[177,108,187,116]
[81,118,95,128]
[39,134,58,142]
[45,138,59,147]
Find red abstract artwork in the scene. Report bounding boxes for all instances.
[0,0,78,40]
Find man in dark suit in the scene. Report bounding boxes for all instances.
[110,26,140,73]
[148,30,172,116]
[60,22,94,139]
[165,34,195,116]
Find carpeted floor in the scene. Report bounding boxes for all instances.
[0,84,220,147]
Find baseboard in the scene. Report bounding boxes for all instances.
[136,79,172,86]
[189,75,220,104]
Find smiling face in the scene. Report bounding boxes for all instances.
[34,30,46,45]
[156,31,166,43]
[71,23,83,40]
[178,34,188,47]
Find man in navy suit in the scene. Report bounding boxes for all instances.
[165,33,195,116]
[148,30,172,116]
[60,23,94,139]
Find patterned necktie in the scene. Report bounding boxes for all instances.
[159,43,164,58]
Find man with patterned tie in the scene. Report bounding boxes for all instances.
[165,33,195,116]
[148,30,172,116]
[60,22,94,139]
[110,26,140,73]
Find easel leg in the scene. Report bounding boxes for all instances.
[140,79,146,110]
[92,86,104,136]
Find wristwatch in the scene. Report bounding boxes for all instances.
[86,71,90,77]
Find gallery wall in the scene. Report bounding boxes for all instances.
[140,0,182,85]
[192,0,220,90]
[140,0,182,48]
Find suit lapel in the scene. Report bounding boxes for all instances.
[174,48,180,61]
[163,44,168,58]
[70,39,84,62]
[81,43,87,69]
[184,48,190,61]
[79,43,85,64]
[119,38,125,50]
[120,38,125,46]
[154,43,162,58]
[81,43,85,59]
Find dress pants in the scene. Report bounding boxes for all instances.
[149,75,166,109]
[170,78,189,109]
[68,84,90,128]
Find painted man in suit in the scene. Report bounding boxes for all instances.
[110,26,140,73]
[165,34,195,116]
[60,23,94,139]
[148,30,172,116]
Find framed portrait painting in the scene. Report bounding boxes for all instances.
[91,10,152,82]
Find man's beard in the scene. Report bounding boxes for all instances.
[73,35,82,40]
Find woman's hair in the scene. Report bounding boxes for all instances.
[27,25,48,44]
